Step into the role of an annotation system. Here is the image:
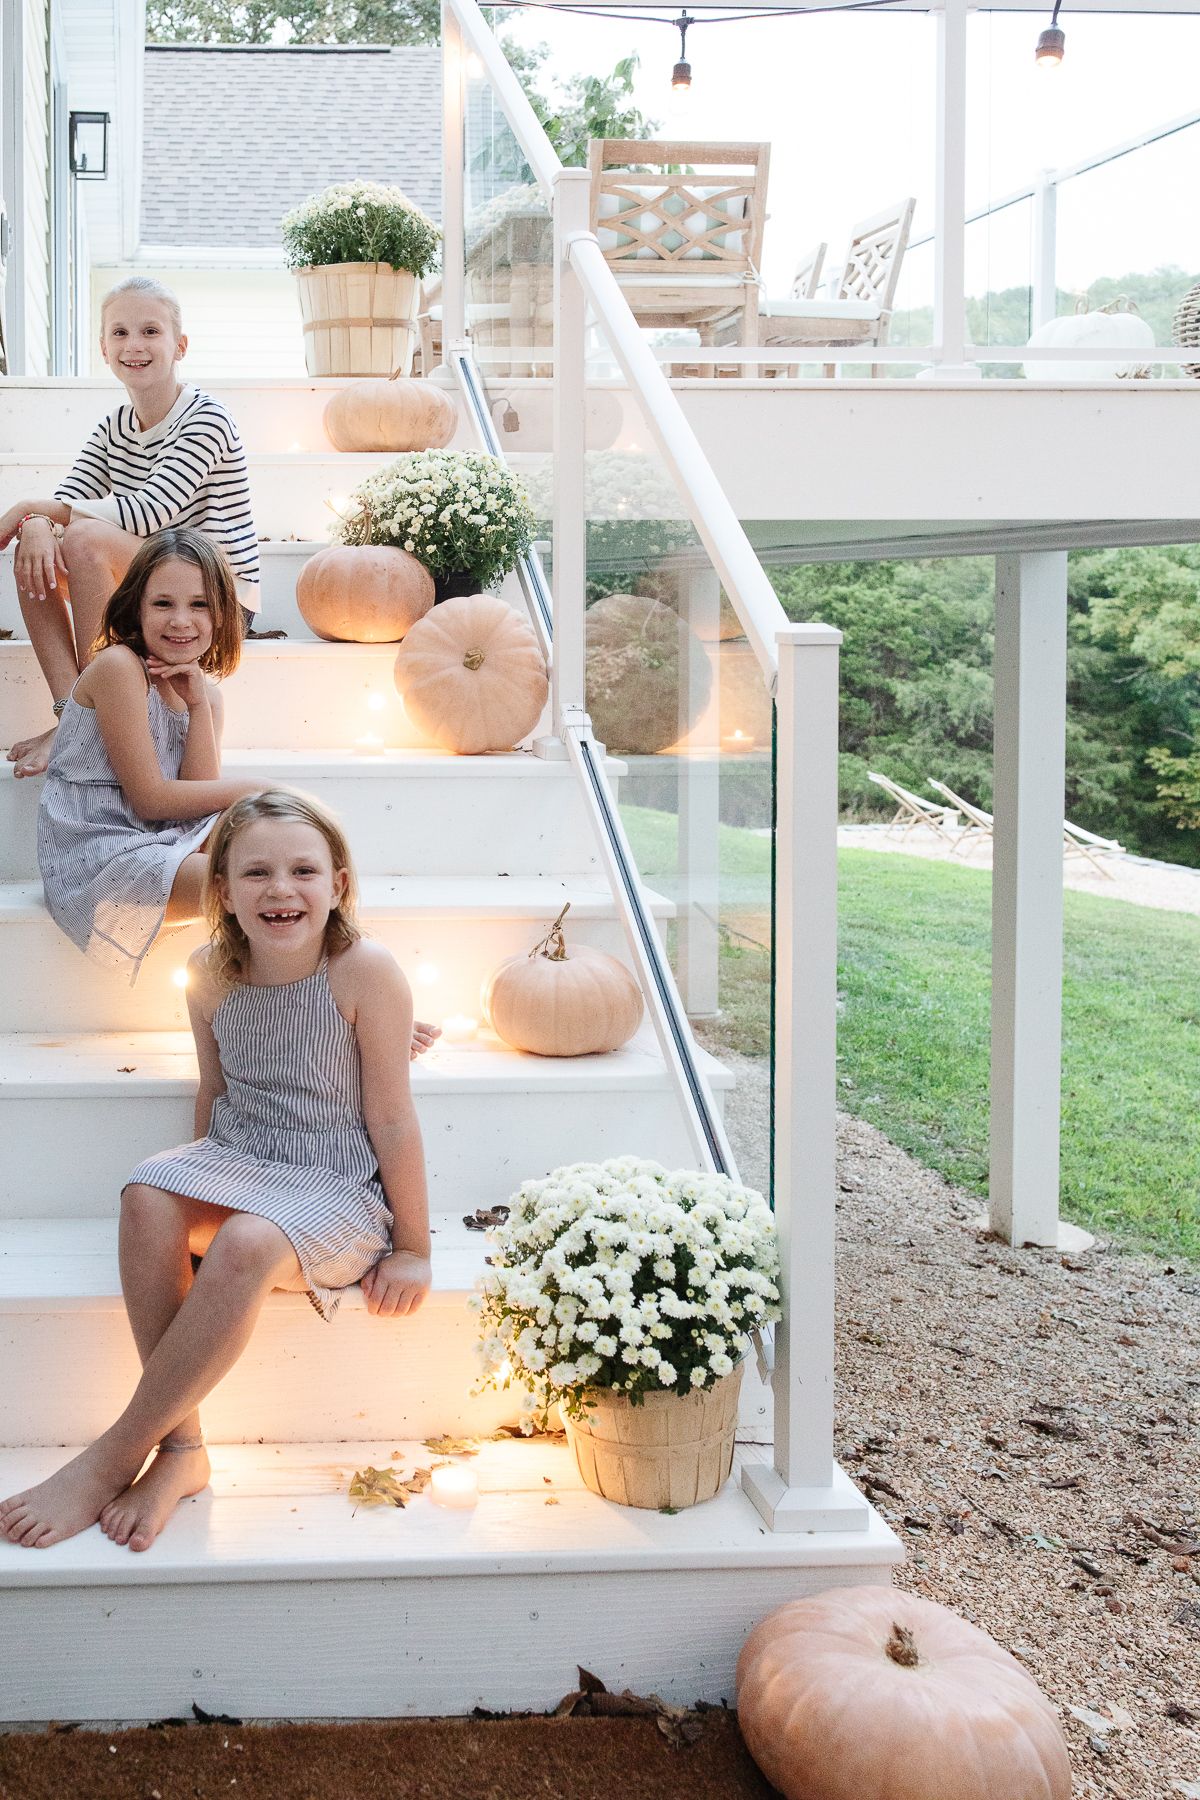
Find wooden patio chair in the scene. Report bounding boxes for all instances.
[931,779,1125,878]
[927,779,994,856]
[713,197,915,378]
[867,771,959,845]
[588,139,770,355]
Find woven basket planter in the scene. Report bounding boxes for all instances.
[295,262,419,378]
[565,1364,744,1510]
[1174,281,1200,379]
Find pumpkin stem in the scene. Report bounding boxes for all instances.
[885,1625,920,1670]
[531,902,571,962]
[463,647,486,671]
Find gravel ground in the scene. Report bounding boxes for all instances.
[720,1052,1200,1800]
[838,822,1200,918]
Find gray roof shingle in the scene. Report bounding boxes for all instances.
[141,44,442,247]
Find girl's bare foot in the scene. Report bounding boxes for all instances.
[99,1443,211,1552]
[0,1442,141,1548]
[7,725,57,777]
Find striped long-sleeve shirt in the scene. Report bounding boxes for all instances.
[54,387,261,609]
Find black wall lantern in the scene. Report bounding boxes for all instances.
[69,111,110,180]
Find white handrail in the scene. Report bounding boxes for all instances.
[448,0,561,198]
[568,233,789,690]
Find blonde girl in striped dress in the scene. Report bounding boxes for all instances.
[1,789,431,1554]
[2,275,259,777]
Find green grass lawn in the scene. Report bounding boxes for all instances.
[622,803,1200,1261]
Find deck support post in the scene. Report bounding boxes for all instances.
[677,566,721,1018]
[990,552,1071,1248]
[551,170,593,732]
[742,626,870,1534]
[440,2,466,350]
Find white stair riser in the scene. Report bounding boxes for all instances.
[0,768,605,879]
[0,912,646,1032]
[1,633,549,753]
[0,1297,519,1446]
[1,1562,884,1722]
[1,545,316,639]
[0,1299,771,1449]
[0,380,473,455]
[3,1085,720,1220]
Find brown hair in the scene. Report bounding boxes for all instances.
[100,275,184,341]
[204,789,361,992]
[93,528,243,679]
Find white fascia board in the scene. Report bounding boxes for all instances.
[126,244,289,269]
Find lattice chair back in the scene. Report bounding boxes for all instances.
[835,198,916,312]
[790,243,828,300]
[588,140,771,275]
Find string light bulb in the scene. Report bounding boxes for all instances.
[1035,0,1065,65]
[671,10,694,97]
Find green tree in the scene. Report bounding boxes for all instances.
[147,0,439,43]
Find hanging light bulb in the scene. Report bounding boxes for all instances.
[671,11,694,98]
[1035,0,1065,65]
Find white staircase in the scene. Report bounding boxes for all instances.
[0,376,897,1725]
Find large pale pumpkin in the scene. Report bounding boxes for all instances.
[483,904,643,1056]
[737,1587,1072,1800]
[323,375,458,453]
[393,592,548,754]
[296,544,434,643]
[586,592,712,755]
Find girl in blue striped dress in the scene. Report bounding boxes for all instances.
[2,275,259,777]
[0,789,431,1553]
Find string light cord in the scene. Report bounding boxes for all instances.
[482,0,911,21]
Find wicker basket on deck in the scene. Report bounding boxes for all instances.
[564,1364,744,1510]
[294,262,419,378]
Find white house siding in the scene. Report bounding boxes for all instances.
[62,0,145,341]
[89,263,309,378]
[20,0,53,373]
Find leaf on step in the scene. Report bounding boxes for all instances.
[553,1691,586,1717]
[349,1465,409,1508]
[117,1065,137,1074]
[192,1703,243,1726]
[0,628,13,641]
[545,1496,560,1506]
[656,1711,706,1749]
[464,1206,512,1232]
[578,1667,608,1695]
[244,628,288,640]
[422,1435,480,1457]
[400,1466,434,1496]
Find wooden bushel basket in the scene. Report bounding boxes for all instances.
[565,1364,743,1510]
[295,262,419,377]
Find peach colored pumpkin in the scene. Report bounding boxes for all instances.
[483,904,643,1057]
[296,544,434,643]
[736,1587,1072,1800]
[393,592,548,754]
[323,375,457,453]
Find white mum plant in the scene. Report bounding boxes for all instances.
[281,180,440,279]
[334,449,535,588]
[475,1157,781,1430]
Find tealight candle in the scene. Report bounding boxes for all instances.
[430,1464,479,1509]
[441,1014,478,1044]
[721,730,755,755]
[354,732,385,757]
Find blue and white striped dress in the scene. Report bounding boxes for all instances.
[127,960,394,1320]
[38,681,216,980]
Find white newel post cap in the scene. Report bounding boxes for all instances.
[776,623,843,649]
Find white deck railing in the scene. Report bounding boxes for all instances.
[442,0,865,1534]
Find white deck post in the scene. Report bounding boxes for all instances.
[742,626,870,1534]
[551,169,592,732]
[1031,174,1058,329]
[990,553,1069,1248]
[928,0,977,380]
[440,3,466,348]
[677,566,721,1018]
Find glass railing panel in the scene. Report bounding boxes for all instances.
[463,65,553,376]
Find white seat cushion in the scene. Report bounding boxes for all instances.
[760,298,879,322]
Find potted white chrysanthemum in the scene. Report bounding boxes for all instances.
[281,180,441,378]
[475,1158,781,1510]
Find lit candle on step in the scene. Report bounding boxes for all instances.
[171,966,190,989]
[430,1463,479,1509]
[721,730,755,755]
[354,732,385,756]
[441,1014,478,1044]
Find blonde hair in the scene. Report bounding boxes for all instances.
[205,790,360,992]
[100,275,184,340]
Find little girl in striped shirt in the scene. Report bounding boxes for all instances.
[2,275,259,778]
[1,788,431,1553]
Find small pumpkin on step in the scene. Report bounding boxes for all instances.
[483,904,643,1057]
[296,542,434,643]
[323,373,458,453]
[392,592,548,754]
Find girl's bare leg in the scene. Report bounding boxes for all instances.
[164,850,210,926]
[9,518,140,777]
[0,1213,300,1549]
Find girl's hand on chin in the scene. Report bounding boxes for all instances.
[147,655,208,709]
[360,1251,432,1318]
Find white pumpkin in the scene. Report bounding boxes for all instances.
[1023,307,1154,382]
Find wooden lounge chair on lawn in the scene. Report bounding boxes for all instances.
[867,771,959,844]
[928,779,994,856]
[930,779,1126,878]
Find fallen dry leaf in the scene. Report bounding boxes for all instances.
[423,1435,480,1458]
[348,1466,409,1509]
